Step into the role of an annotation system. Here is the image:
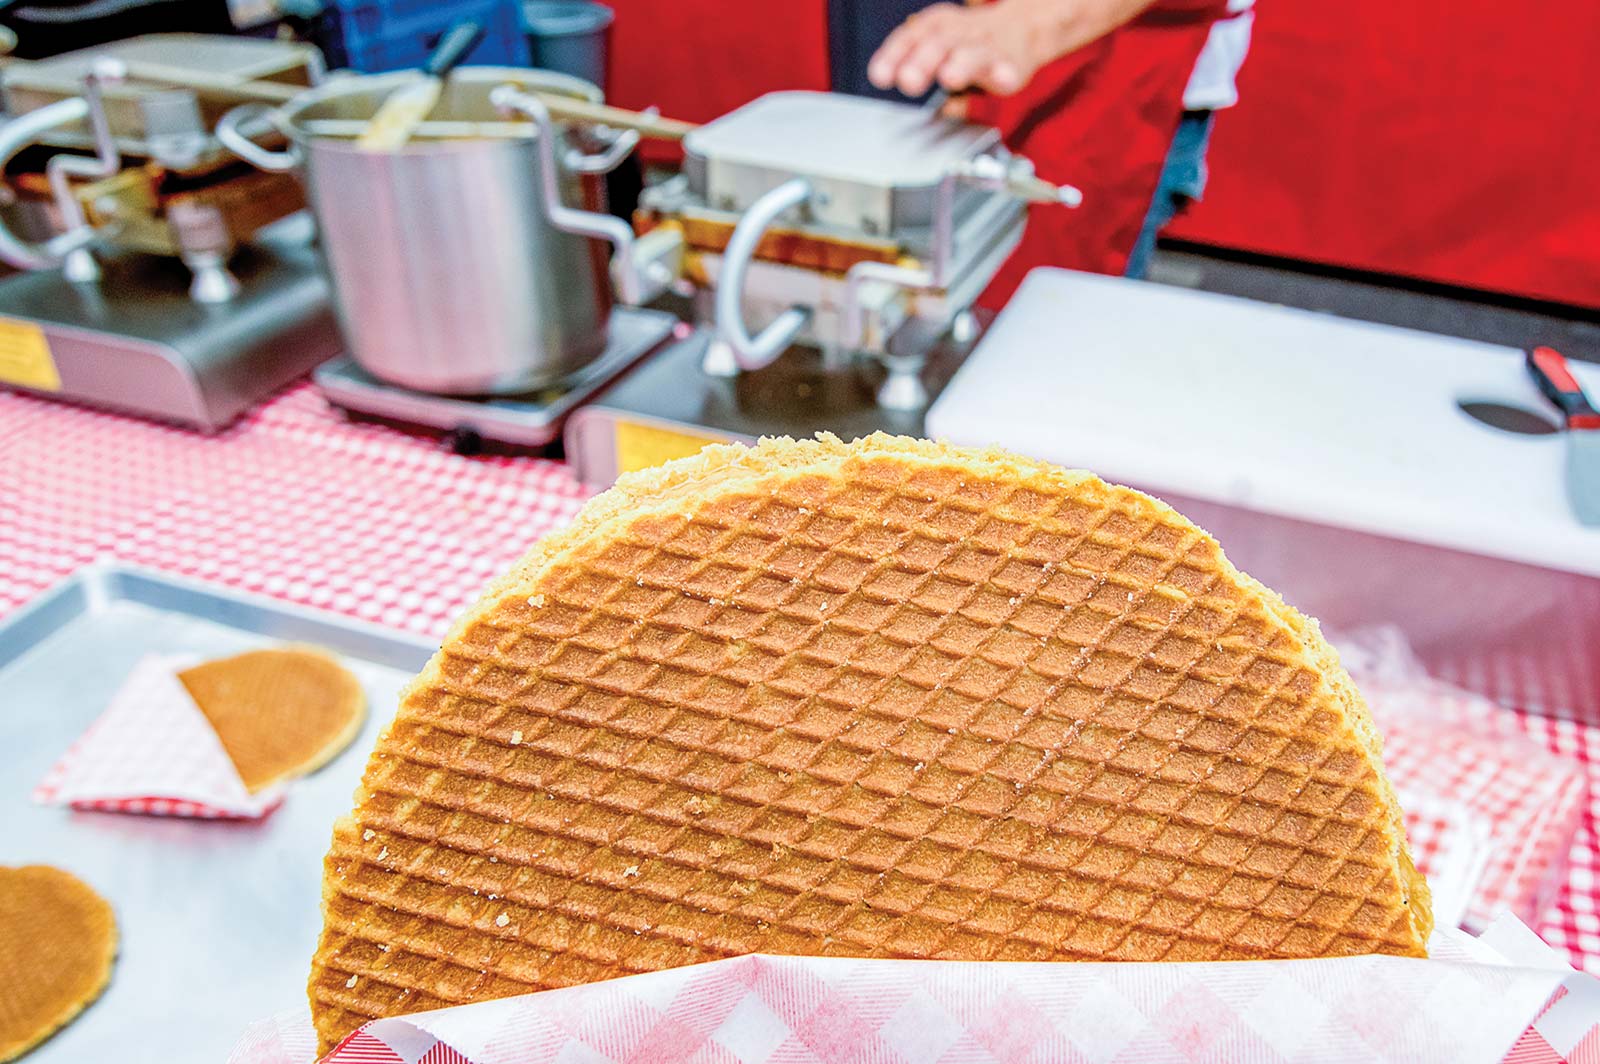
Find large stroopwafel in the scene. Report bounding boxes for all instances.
[179,647,365,794]
[308,434,1431,1050]
[0,866,116,1061]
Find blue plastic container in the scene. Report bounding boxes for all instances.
[316,0,531,72]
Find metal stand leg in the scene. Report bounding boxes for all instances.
[701,337,739,378]
[820,342,852,373]
[950,308,979,345]
[169,200,240,304]
[876,351,928,411]
[61,247,101,284]
[184,250,241,304]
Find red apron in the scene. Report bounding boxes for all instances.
[608,0,1227,307]
[967,0,1229,306]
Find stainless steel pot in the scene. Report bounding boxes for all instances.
[216,67,641,396]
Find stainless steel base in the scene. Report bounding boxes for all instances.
[564,314,988,487]
[314,306,678,449]
[0,216,337,432]
[0,217,339,432]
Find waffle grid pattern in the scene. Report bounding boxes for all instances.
[0,865,118,1061]
[311,449,1422,1044]
[0,386,1595,973]
[6,386,1593,986]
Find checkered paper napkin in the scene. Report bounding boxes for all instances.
[1395,789,1495,932]
[32,653,283,818]
[1333,626,1589,930]
[1378,693,1586,932]
[228,917,1597,1064]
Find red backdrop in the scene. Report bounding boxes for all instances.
[606,1,1600,309]
[606,0,829,162]
[1167,1,1600,309]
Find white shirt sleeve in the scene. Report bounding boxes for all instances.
[1182,1,1255,111]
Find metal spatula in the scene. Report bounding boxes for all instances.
[356,21,487,152]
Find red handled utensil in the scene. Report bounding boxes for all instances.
[1526,346,1600,526]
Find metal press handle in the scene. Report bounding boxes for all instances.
[489,85,647,304]
[0,99,89,270]
[564,122,640,174]
[46,60,124,283]
[216,103,302,172]
[840,155,1080,350]
[961,153,1082,206]
[0,58,125,274]
[715,177,813,371]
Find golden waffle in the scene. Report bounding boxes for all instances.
[309,434,1431,1050]
[0,866,116,1061]
[633,213,906,276]
[179,647,365,794]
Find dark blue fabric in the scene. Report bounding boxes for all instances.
[828,0,940,101]
[1125,109,1215,279]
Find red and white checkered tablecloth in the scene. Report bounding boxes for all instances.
[4,383,1600,974]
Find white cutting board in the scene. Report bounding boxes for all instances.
[926,268,1600,578]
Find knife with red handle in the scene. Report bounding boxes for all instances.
[1526,346,1600,526]
[1528,346,1600,429]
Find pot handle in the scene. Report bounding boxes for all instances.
[490,85,650,304]
[216,103,301,172]
[714,177,814,371]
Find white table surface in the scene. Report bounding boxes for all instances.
[926,268,1600,578]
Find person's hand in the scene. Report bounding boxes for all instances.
[867,0,1159,99]
[867,3,1040,97]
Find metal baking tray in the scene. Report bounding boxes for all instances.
[1,564,437,1064]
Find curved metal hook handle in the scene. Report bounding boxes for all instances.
[216,103,301,172]
[715,177,813,371]
[490,85,646,303]
[0,97,92,270]
[564,123,640,174]
[45,59,125,274]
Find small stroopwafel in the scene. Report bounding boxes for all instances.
[0,865,117,1061]
[179,647,365,794]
